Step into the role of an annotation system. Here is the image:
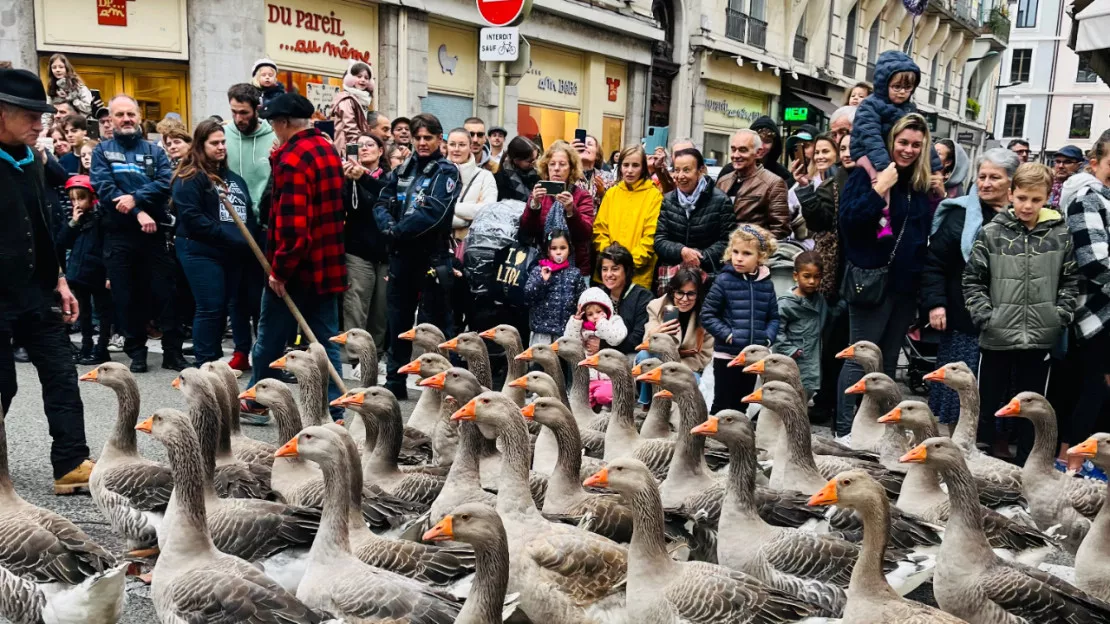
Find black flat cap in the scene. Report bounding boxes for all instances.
[0,68,55,114]
[259,93,314,120]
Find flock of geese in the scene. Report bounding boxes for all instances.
[2,323,1110,622]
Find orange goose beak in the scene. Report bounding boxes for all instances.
[423,515,454,541]
[844,379,867,395]
[398,360,422,375]
[79,368,99,382]
[275,436,299,458]
[583,467,608,488]
[923,366,946,382]
[508,375,530,389]
[398,328,417,341]
[654,389,674,400]
[877,407,902,424]
[630,363,644,376]
[520,403,536,420]
[635,339,651,351]
[420,372,448,389]
[1068,437,1100,458]
[478,328,497,340]
[690,416,718,436]
[516,347,535,362]
[741,388,763,404]
[549,341,559,353]
[635,367,662,384]
[807,479,839,506]
[329,332,349,345]
[452,399,479,421]
[135,416,154,434]
[727,352,747,368]
[239,386,257,401]
[742,360,765,375]
[439,338,459,351]
[171,376,182,390]
[269,355,288,370]
[995,398,1021,418]
[330,391,365,408]
[835,345,856,360]
[579,354,600,369]
[899,443,929,464]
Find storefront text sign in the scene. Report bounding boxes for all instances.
[265,0,378,76]
[480,27,519,62]
[517,44,584,109]
[704,98,761,122]
[603,62,627,117]
[703,86,767,130]
[97,0,127,27]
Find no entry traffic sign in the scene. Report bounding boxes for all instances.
[477,0,529,27]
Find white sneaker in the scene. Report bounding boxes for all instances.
[107,335,124,353]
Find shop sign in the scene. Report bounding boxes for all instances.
[704,98,762,123]
[784,107,809,122]
[517,44,583,109]
[703,86,767,130]
[265,0,378,76]
[97,0,127,27]
[957,131,975,143]
[305,82,340,118]
[603,61,627,117]
[428,22,478,96]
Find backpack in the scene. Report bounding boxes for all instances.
[462,199,526,301]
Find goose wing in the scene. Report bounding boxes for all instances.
[390,472,446,507]
[232,437,277,469]
[100,460,174,511]
[981,559,1110,623]
[981,507,1052,552]
[568,494,635,543]
[755,486,828,528]
[326,567,461,623]
[812,435,879,461]
[165,564,323,624]
[353,538,476,585]
[974,474,1025,507]
[214,463,270,500]
[580,428,605,458]
[362,484,429,528]
[666,561,812,623]
[5,508,117,584]
[968,453,1023,491]
[1066,477,1105,519]
[632,439,675,481]
[209,500,318,561]
[816,456,903,498]
[95,486,160,547]
[763,530,859,586]
[827,505,942,549]
[525,528,628,604]
[0,564,46,624]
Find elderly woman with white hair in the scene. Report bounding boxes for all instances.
[920,147,1020,436]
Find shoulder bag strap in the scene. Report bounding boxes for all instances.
[887,188,912,264]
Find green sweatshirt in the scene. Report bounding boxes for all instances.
[225,119,275,219]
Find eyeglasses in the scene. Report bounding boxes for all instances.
[674,290,698,300]
[1054,159,1077,166]
[889,84,914,94]
[470,131,486,138]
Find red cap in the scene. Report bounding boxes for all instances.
[64,175,96,195]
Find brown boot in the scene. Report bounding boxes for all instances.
[54,459,95,495]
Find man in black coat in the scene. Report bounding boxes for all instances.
[0,68,93,493]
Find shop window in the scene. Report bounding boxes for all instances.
[517,105,580,152]
[1003,104,1026,138]
[602,116,624,163]
[1010,49,1031,84]
[1077,55,1098,83]
[41,57,188,128]
[422,93,474,134]
[277,70,343,121]
[703,132,730,167]
[1070,103,1094,139]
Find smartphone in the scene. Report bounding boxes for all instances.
[663,305,680,324]
[793,141,809,171]
[539,180,566,195]
[86,118,100,140]
[346,143,360,158]
[574,128,587,144]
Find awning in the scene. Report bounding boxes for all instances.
[791,91,839,117]
[1074,0,1110,52]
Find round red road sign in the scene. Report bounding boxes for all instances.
[476,0,525,27]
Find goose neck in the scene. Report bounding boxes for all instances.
[300,368,329,426]
[356,345,378,388]
[187,399,221,485]
[1026,411,1060,476]
[464,525,510,623]
[673,393,709,473]
[938,458,991,551]
[448,422,485,487]
[0,419,14,495]
[502,340,526,381]
[462,350,493,389]
[539,359,568,404]
[110,378,142,453]
[368,403,403,470]
[724,439,759,516]
[950,383,980,452]
[778,401,821,475]
[494,416,538,514]
[271,393,304,444]
[628,483,676,570]
[547,415,586,500]
[163,425,213,546]
[848,496,900,600]
[315,448,352,553]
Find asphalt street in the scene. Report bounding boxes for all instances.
[4,337,419,623]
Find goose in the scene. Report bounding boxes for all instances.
[0,406,124,624]
[79,362,172,552]
[1067,433,1110,600]
[335,387,446,507]
[330,328,379,387]
[835,341,886,450]
[441,332,494,390]
[806,470,968,623]
[523,397,633,541]
[903,436,1110,623]
[583,458,813,623]
[399,352,454,436]
[452,392,628,623]
[136,409,325,623]
[167,369,319,591]
[995,393,1104,554]
[508,371,605,470]
[744,382,943,552]
[583,349,674,478]
[551,336,609,431]
[173,369,267,500]
[272,343,332,427]
[201,360,276,483]
[636,332,681,363]
[879,402,1053,562]
[727,345,773,446]
[924,363,1023,495]
[479,324,528,407]
[740,354,881,461]
[417,371,465,467]
[844,372,910,472]
[399,323,450,358]
[424,503,513,624]
[515,343,568,404]
[275,426,463,621]
[241,380,420,531]
[630,359,673,439]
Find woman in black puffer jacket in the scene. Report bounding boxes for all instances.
[654,147,733,288]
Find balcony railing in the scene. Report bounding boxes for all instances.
[982,7,1011,46]
[865,62,875,82]
[843,54,857,79]
[725,9,747,44]
[793,34,807,62]
[748,17,767,49]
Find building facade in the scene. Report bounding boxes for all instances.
[996,0,1110,159]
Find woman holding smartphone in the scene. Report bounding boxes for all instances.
[520,141,595,276]
[340,133,390,349]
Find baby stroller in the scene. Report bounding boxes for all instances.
[901,324,941,396]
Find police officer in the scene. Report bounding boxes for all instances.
[0,68,93,493]
[374,113,460,399]
[91,95,189,372]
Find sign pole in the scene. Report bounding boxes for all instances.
[498,61,507,127]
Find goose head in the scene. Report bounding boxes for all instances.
[630,357,662,378]
[727,344,772,368]
[741,353,801,385]
[275,424,347,468]
[239,378,295,409]
[330,386,398,423]
[270,347,323,383]
[423,502,505,546]
[579,348,628,378]
[478,324,522,350]
[844,372,899,402]
[507,371,559,398]
[878,400,937,436]
[923,360,975,392]
[1067,432,1110,470]
[398,323,447,352]
[691,410,754,449]
[552,336,585,364]
[174,367,221,409]
[520,397,573,430]
[439,332,487,361]
[807,469,886,511]
[135,408,194,448]
[583,457,655,496]
[636,333,680,358]
[836,341,883,372]
[438,368,484,405]
[634,361,698,394]
[330,328,376,356]
[78,361,135,392]
[452,392,525,439]
[516,343,559,369]
[994,392,1054,425]
[899,436,967,471]
[398,352,452,379]
[741,380,804,415]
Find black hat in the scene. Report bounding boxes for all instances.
[258,93,314,120]
[94,106,110,119]
[0,68,55,114]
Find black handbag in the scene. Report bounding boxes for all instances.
[841,190,909,307]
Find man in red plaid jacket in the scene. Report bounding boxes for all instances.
[246,93,348,419]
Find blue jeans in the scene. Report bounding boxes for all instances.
[176,238,248,365]
[249,286,344,416]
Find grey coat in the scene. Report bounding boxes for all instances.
[962,208,1080,350]
[772,291,829,392]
